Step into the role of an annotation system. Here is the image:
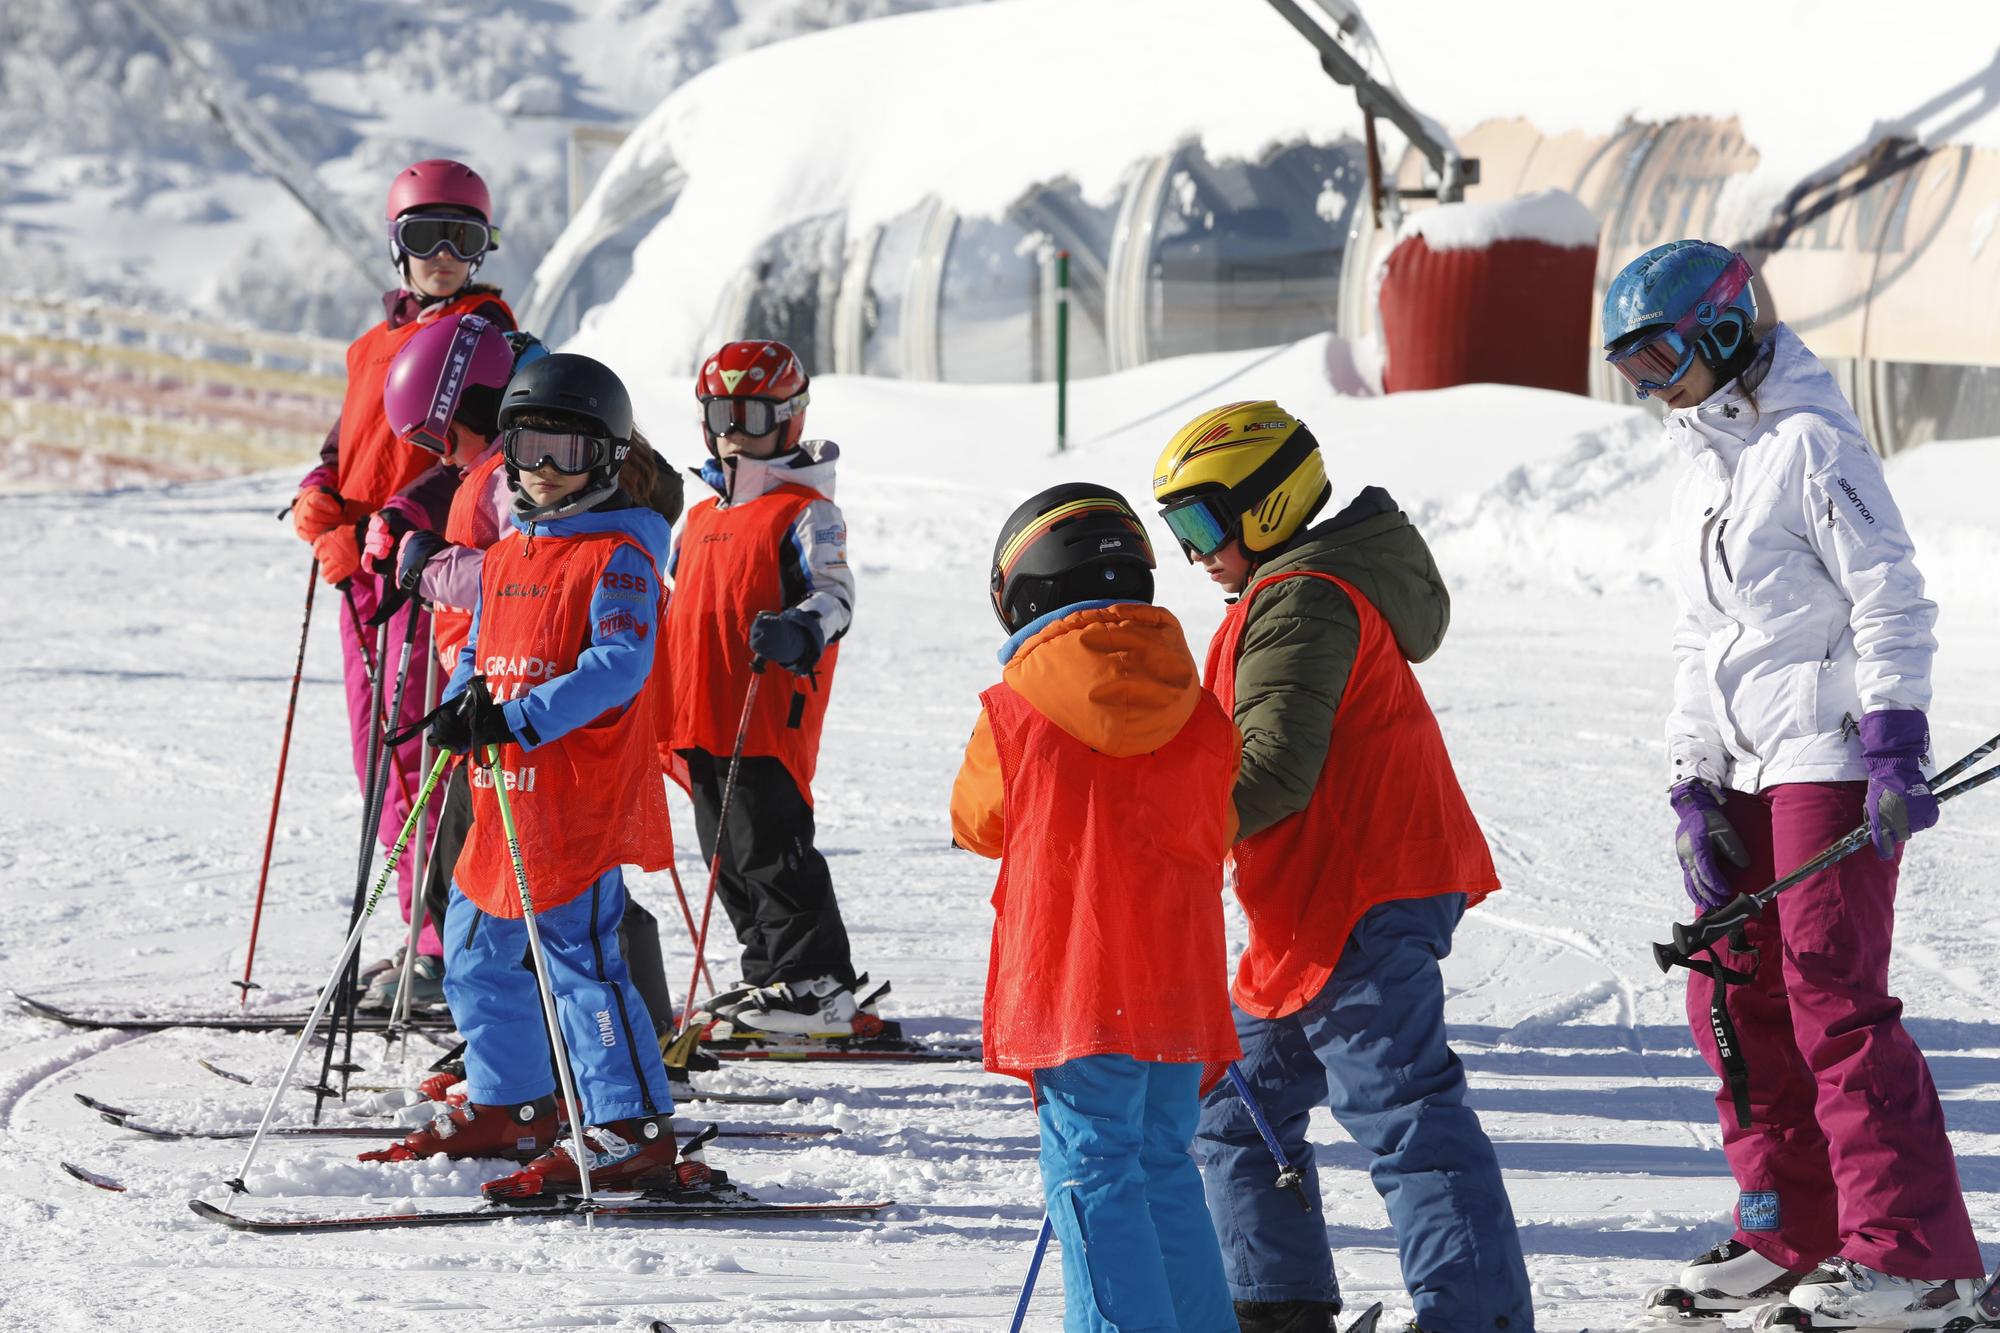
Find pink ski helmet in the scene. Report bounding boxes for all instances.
[383,313,516,455]
[386,158,492,222]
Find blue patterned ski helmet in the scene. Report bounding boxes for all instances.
[1602,240,1757,349]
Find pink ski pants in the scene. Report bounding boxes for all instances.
[1686,780,1979,1279]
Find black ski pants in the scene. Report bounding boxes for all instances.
[422,759,675,1036]
[680,748,855,989]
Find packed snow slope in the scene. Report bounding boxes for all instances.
[4,343,2000,1329]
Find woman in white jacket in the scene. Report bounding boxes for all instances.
[1602,240,1982,1323]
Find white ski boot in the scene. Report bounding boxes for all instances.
[1646,1239,1813,1318]
[1752,1256,1986,1331]
[711,974,872,1038]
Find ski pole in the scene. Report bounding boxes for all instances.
[386,628,442,1053]
[315,610,421,1119]
[1654,730,2000,971]
[1225,1063,1312,1211]
[663,859,716,997]
[662,658,766,1070]
[310,614,392,1114]
[219,749,455,1197]
[1009,1214,1053,1333]
[483,741,596,1223]
[237,556,318,1005]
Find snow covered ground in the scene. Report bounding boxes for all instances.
[4,343,2000,1329]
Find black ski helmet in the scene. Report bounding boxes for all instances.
[990,482,1156,633]
[498,352,634,520]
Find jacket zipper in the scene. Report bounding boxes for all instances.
[1714,518,1733,583]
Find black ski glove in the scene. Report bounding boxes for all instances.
[749,608,824,674]
[429,678,515,755]
[397,529,447,593]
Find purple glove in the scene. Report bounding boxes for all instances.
[1860,709,1938,860]
[1669,779,1749,911]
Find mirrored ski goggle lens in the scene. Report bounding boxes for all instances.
[1162,495,1234,559]
[403,424,451,456]
[504,427,602,475]
[394,215,492,261]
[1607,328,1695,392]
[702,397,787,438]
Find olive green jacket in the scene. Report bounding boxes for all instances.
[1228,487,1451,839]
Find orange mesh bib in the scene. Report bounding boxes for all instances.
[978,680,1241,1083]
[661,486,839,799]
[454,527,672,916]
[1205,570,1500,1019]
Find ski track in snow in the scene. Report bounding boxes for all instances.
[6,387,2000,1329]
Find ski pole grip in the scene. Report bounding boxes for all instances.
[1670,891,1756,960]
[1651,940,1679,973]
[749,653,768,674]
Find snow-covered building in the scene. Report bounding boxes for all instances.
[528,0,2000,455]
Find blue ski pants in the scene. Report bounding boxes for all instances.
[1194,894,1533,1331]
[443,868,675,1124]
[1035,1055,1236,1333]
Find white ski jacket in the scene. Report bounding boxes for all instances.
[1665,323,1935,794]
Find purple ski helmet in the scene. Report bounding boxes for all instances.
[383,313,516,455]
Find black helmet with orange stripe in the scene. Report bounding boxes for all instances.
[990,483,1156,633]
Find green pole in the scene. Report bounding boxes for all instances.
[1055,249,1070,453]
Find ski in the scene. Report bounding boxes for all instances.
[1750,1305,2000,1333]
[691,1013,980,1064]
[61,1161,127,1193]
[17,992,454,1035]
[188,1192,893,1234]
[196,1057,793,1106]
[78,1093,836,1143]
[703,1031,980,1063]
[1344,1303,1384,1333]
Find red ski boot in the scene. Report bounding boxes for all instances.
[416,1070,466,1106]
[357,1096,558,1164]
[479,1116,711,1200]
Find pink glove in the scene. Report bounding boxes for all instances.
[365,513,398,564]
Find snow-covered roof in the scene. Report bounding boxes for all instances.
[557,0,2000,377]
[1397,188,1600,252]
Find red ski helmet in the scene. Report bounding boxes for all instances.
[386,158,492,222]
[383,313,516,454]
[696,339,811,453]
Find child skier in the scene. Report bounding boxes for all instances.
[366,314,682,1033]
[1604,240,1984,1321]
[1151,401,1534,1333]
[361,353,696,1198]
[662,339,869,1040]
[952,483,1240,1333]
[291,158,512,980]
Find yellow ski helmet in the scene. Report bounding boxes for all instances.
[1152,400,1329,558]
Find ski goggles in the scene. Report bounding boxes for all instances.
[1160,490,1238,560]
[392,214,496,262]
[1605,255,1754,396]
[503,426,608,476]
[700,392,807,439]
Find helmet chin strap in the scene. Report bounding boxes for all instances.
[507,467,619,523]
